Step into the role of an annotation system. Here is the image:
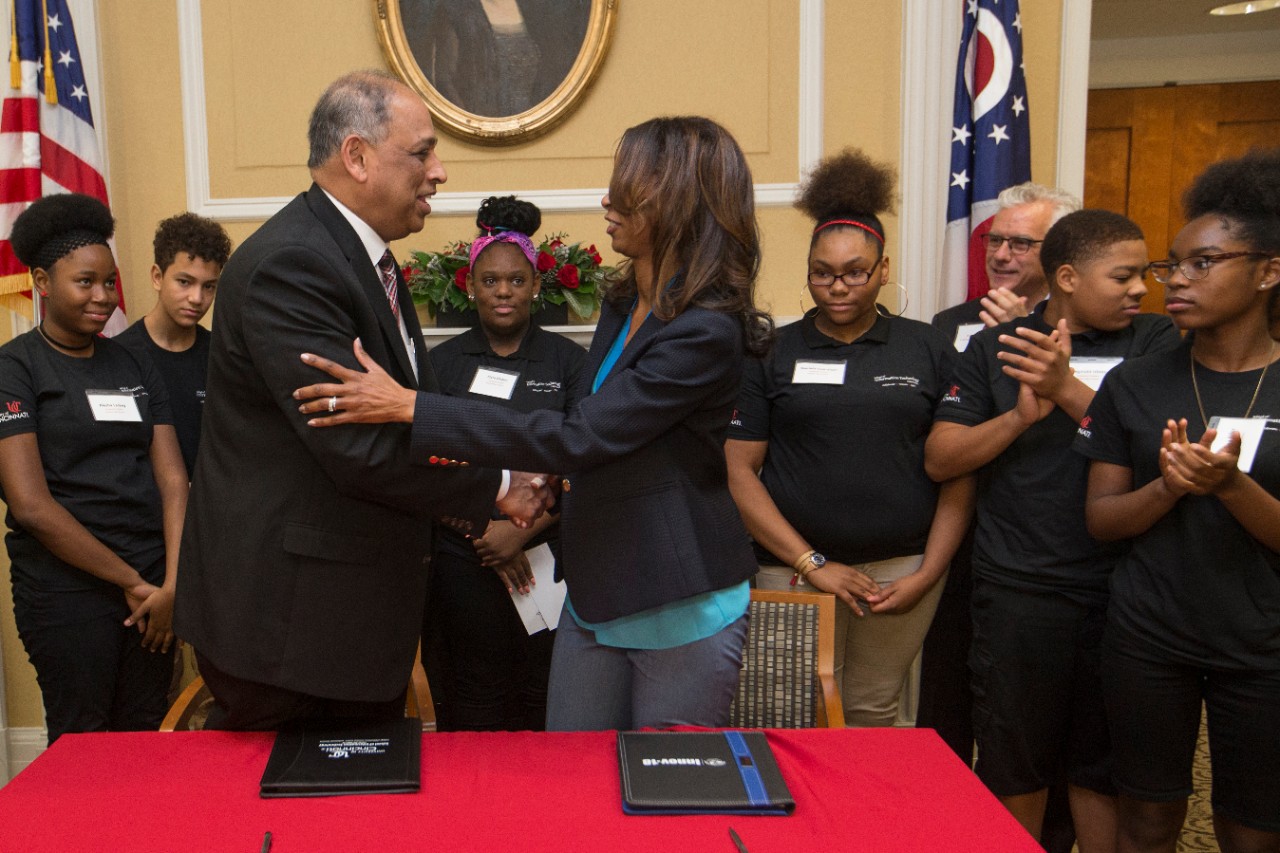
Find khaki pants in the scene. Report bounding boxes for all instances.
[756,554,945,727]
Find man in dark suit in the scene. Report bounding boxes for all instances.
[173,70,551,730]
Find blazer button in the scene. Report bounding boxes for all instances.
[561,478,571,493]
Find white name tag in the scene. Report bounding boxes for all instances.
[953,323,984,352]
[1208,416,1268,473]
[1070,357,1123,392]
[86,390,142,422]
[468,366,520,400]
[792,360,847,385]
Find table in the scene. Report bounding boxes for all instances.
[0,727,1036,852]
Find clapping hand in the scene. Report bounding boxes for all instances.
[1161,418,1242,497]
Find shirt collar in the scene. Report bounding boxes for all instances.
[799,309,892,349]
[321,188,390,268]
[1034,298,1111,344]
[459,324,544,361]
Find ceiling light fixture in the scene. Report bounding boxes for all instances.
[1209,1,1280,15]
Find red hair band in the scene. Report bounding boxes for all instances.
[814,218,884,245]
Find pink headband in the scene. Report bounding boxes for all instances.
[814,218,884,245]
[469,231,538,270]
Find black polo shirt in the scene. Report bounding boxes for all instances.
[0,332,171,617]
[1074,339,1280,670]
[429,324,586,559]
[730,310,954,565]
[934,304,1179,601]
[115,321,210,478]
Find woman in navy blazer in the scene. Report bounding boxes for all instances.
[295,116,773,730]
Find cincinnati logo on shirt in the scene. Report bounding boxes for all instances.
[0,399,30,424]
[118,385,150,398]
[942,384,962,404]
[1077,415,1093,439]
[729,408,743,428]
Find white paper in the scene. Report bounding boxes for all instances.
[953,323,984,352]
[508,543,566,635]
[1070,357,1124,392]
[792,360,847,385]
[468,367,519,400]
[85,390,142,422]
[1208,417,1268,473]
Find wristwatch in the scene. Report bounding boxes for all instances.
[793,549,827,578]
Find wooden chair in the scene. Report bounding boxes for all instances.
[728,588,844,728]
[160,643,438,732]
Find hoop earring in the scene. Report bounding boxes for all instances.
[875,283,909,318]
[799,283,813,316]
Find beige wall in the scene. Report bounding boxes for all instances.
[2,0,1065,733]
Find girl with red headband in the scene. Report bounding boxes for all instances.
[725,148,973,726]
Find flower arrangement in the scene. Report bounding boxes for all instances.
[404,233,609,321]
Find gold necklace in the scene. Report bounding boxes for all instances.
[1190,339,1277,429]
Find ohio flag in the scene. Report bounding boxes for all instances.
[1,0,125,331]
[942,0,1032,305]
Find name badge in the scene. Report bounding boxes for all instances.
[1070,357,1123,392]
[86,390,142,422]
[953,323,984,352]
[468,366,520,400]
[792,360,847,385]
[1208,416,1268,473]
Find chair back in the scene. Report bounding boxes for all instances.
[729,588,844,728]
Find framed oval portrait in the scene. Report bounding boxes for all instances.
[376,0,618,146]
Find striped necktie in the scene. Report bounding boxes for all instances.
[377,250,401,322]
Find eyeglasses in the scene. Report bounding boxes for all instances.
[1146,252,1273,284]
[981,233,1043,255]
[808,257,882,288]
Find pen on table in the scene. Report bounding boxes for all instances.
[728,826,748,853]
[261,831,272,853]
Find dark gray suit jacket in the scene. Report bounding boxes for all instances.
[175,185,497,701]
[411,297,758,623]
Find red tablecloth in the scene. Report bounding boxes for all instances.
[0,727,1036,852]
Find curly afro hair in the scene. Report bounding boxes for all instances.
[153,212,232,271]
[796,148,896,253]
[1183,148,1280,253]
[10,193,114,270]
[476,195,541,238]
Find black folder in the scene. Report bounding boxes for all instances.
[259,717,421,798]
[617,730,795,816]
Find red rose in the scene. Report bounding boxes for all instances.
[588,245,602,265]
[549,239,564,250]
[455,265,470,292]
[536,251,557,272]
[401,265,416,280]
[557,264,580,289]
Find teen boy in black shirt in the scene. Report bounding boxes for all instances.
[925,210,1179,850]
[116,213,231,477]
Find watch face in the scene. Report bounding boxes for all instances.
[811,553,827,568]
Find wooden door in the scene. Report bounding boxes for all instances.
[1085,81,1280,314]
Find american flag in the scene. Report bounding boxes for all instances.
[941,0,1032,306]
[2,0,125,332]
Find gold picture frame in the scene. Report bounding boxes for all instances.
[375,0,617,146]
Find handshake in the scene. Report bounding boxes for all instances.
[497,471,563,528]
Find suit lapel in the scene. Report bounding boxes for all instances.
[395,266,438,392]
[583,300,665,392]
[307,185,419,388]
